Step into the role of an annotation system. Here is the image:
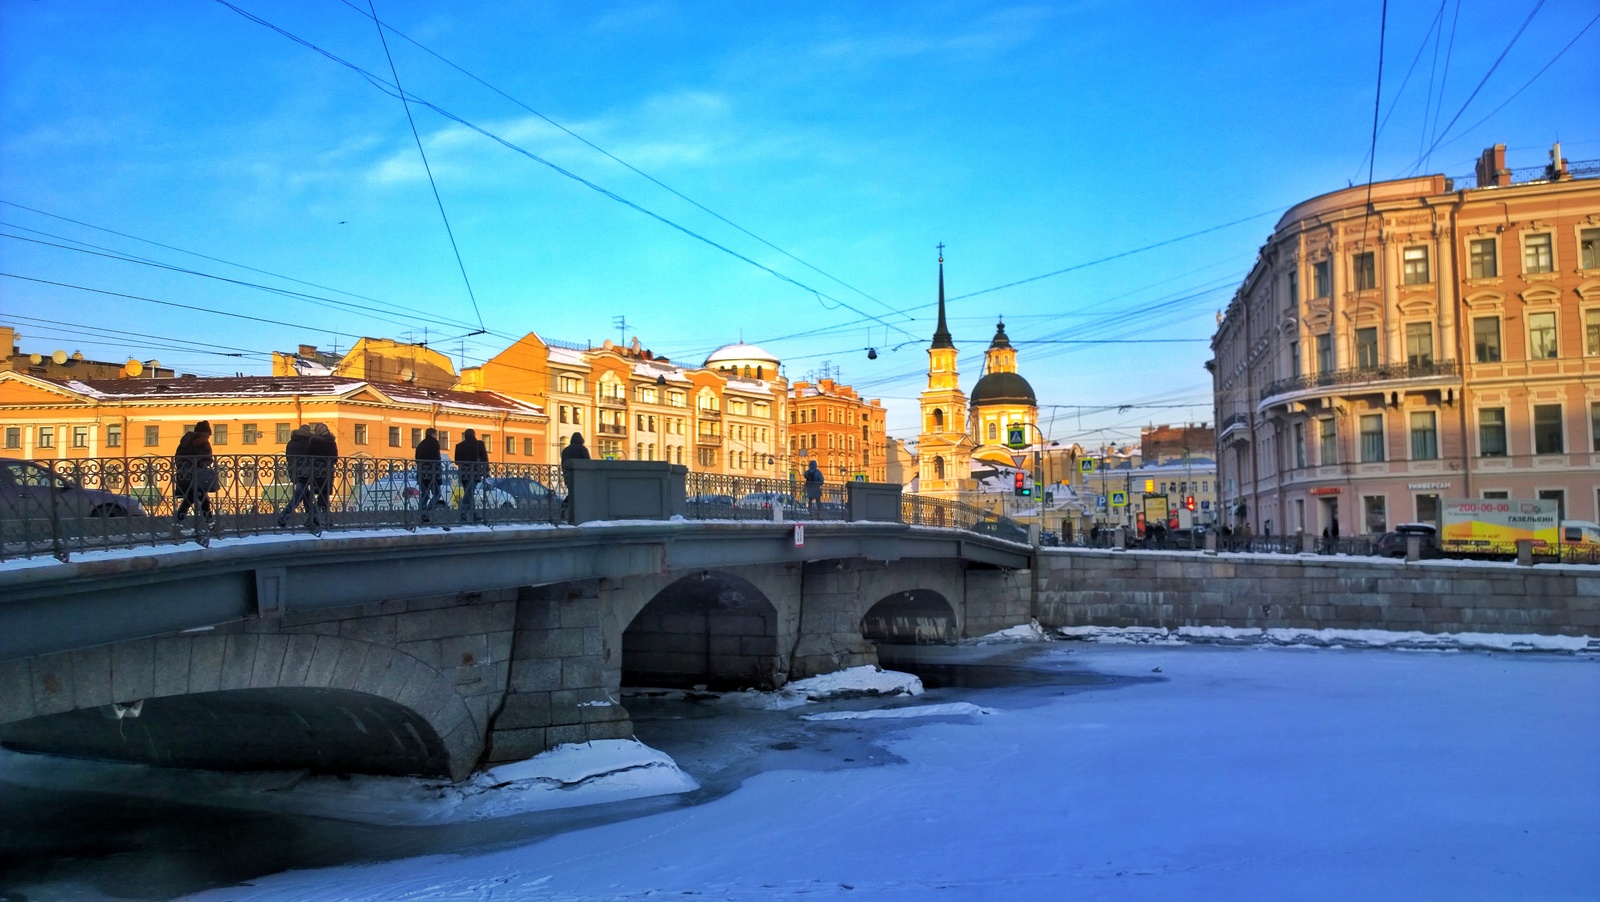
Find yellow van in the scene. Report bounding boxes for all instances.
[1559,520,1600,547]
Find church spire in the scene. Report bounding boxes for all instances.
[931,244,954,350]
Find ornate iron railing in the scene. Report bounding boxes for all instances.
[2,456,1030,561]
[1261,359,1459,402]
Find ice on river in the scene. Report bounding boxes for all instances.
[178,640,1599,900]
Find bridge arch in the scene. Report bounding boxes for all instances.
[861,590,958,645]
[620,570,785,690]
[0,633,481,781]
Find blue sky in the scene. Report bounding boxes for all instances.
[3,1,1596,446]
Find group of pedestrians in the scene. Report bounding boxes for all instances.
[169,420,497,532]
[275,423,338,528]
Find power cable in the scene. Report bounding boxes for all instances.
[1,272,349,335]
[1427,9,1600,161]
[945,209,1279,302]
[1415,0,1449,170]
[0,229,476,335]
[0,201,493,336]
[1423,0,1463,170]
[336,0,908,323]
[1349,0,1446,180]
[211,0,921,343]
[364,0,484,333]
[1362,0,1390,215]
[1411,0,1546,169]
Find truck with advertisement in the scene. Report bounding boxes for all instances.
[1439,499,1559,554]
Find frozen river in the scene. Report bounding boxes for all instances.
[2,638,1596,900]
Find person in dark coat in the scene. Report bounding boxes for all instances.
[803,459,824,516]
[306,422,339,521]
[276,424,315,527]
[172,420,216,528]
[560,432,589,524]
[454,428,489,521]
[415,427,443,516]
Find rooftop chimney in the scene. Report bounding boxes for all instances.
[1475,144,1511,188]
[298,344,318,357]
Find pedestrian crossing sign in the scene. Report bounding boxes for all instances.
[1110,491,1128,508]
[1079,458,1093,474]
[1006,425,1026,448]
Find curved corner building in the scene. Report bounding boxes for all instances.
[1209,142,1600,537]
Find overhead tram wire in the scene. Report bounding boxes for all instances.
[337,0,909,325]
[1349,0,1447,181]
[212,0,920,344]
[365,0,484,334]
[1409,0,1547,173]
[945,209,1280,303]
[1423,0,1464,172]
[0,272,361,337]
[1424,9,1600,161]
[5,313,269,358]
[0,230,479,336]
[0,206,498,339]
[1362,0,1389,216]
[0,199,476,330]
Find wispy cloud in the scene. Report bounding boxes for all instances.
[812,5,1055,64]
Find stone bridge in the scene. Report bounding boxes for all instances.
[0,521,1032,781]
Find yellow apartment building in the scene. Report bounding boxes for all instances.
[790,378,889,484]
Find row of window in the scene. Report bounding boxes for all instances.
[790,433,859,452]
[1305,228,1600,299]
[1286,402,1599,468]
[1295,309,1600,374]
[0,424,549,456]
[1472,310,1600,362]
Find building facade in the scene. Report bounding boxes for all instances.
[1210,143,1600,537]
[0,373,548,474]
[789,379,889,484]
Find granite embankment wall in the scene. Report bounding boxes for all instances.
[1035,550,1600,637]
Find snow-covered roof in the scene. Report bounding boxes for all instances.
[704,342,779,367]
[39,376,544,415]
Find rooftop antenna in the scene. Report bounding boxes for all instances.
[612,315,628,345]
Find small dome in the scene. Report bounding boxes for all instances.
[704,342,780,376]
[970,371,1036,407]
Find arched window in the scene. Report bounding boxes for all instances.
[756,366,764,380]
[932,409,945,429]
[934,456,946,479]
[987,423,997,441]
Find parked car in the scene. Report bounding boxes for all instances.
[1375,522,1440,558]
[687,493,739,517]
[352,457,512,512]
[484,476,563,514]
[735,492,802,516]
[971,516,1029,544]
[0,459,148,519]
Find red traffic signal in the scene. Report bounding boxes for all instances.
[1013,472,1025,496]
[1185,495,1196,510]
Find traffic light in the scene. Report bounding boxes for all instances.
[1013,472,1025,496]
[1185,495,1196,511]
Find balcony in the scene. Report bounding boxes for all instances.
[697,408,721,420]
[1218,412,1251,445]
[598,395,627,409]
[1260,359,1459,404]
[597,423,627,436]
[696,434,723,447]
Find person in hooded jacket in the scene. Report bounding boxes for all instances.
[454,428,489,521]
[172,420,216,529]
[560,432,589,523]
[414,427,443,517]
[803,459,825,517]
[306,423,339,522]
[275,424,315,527]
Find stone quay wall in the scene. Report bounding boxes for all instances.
[1034,549,1599,638]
